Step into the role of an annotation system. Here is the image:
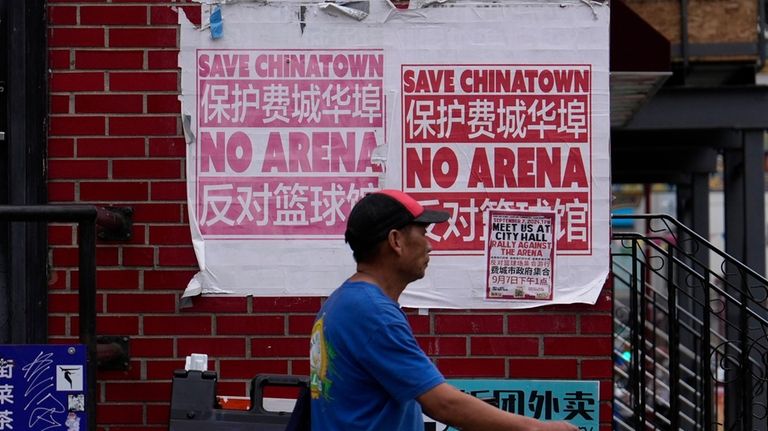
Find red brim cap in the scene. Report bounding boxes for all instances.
[377,189,450,224]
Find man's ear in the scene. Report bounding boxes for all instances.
[387,228,405,256]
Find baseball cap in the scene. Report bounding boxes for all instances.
[345,189,449,252]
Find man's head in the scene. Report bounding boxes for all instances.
[345,190,449,264]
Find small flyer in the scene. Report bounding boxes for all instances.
[486,211,556,300]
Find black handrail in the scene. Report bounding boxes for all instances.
[0,205,98,431]
[611,213,768,431]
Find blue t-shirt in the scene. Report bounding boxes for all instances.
[310,281,445,431]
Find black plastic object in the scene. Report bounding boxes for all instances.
[169,370,309,431]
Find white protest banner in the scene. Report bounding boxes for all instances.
[179,0,610,308]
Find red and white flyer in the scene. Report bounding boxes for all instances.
[486,211,556,301]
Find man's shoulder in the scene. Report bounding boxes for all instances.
[325,281,403,322]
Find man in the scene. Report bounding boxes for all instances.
[310,190,578,431]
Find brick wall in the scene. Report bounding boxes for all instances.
[46,1,614,430]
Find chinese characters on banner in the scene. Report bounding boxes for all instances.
[486,211,555,300]
[196,50,385,238]
[179,1,610,308]
[403,65,590,255]
[425,380,600,431]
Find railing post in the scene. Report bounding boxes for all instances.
[78,216,97,431]
[702,272,713,431]
[667,241,680,430]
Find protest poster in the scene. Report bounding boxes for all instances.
[486,211,556,301]
[179,0,610,308]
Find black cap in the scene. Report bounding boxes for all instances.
[345,190,449,254]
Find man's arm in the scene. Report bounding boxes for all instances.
[417,383,579,431]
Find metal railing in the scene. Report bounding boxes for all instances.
[612,214,768,431]
[0,205,98,431]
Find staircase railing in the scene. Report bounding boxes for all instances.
[611,214,768,431]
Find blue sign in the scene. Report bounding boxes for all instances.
[425,379,599,431]
[0,345,87,431]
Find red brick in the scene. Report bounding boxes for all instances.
[110,72,178,91]
[75,50,144,70]
[50,72,104,92]
[148,50,179,70]
[178,337,246,357]
[543,337,612,356]
[288,315,315,335]
[49,28,105,47]
[158,246,197,266]
[49,116,106,136]
[49,49,71,69]
[217,315,285,336]
[417,336,466,356]
[77,137,146,157]
[470,336,539,356]
[107,293,176,313]
[145,360,193,380]
[113,158,182,179]
[97,269,140,290]
[109,28,177,48]
[179,5,201,27]
[147,404,171,425]
[151,181,186,200]
[96,404,144,424]
[292,360,310,376]
[48,316,67,336]
[132,203,183,223]
[75,94,142,113]
[147,94,180,113]
[220,360,288,379]
[581,315,613,334]
[49,225,74,245]
[49,138,75,157]
[79,316,138,335]
[126,225,147,245]
[49,182,76,202]
[80,181,149,201]
[149,225,192,245]
[436,358,506,377]
[581,359,613,378]
[95,246,120,266]
[122,247,155,266]
[98,361,143,380]
[251,297,322,313]
[51,95,70,114]
[48,269,69,290]
[149,137,186,157]
[109,116,178,136]
[507,314,577,334]
[406,314,430,334]
[150,5,178,25]
[48,159,108,179]
[49,292,79,313]
[183,296,247,313]
[144,269,197,290]
[131,338,174,357]
[435,314,504,334]
[508,358,579,379]
[80,5,147,25]
[144,315,212,335]
[250,338,309,358]
[51,247,78,267]
[105,382,171,402]
[48,6,77,25]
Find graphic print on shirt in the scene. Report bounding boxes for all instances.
[310,316,336,400]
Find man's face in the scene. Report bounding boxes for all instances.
[398,223,432,282]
